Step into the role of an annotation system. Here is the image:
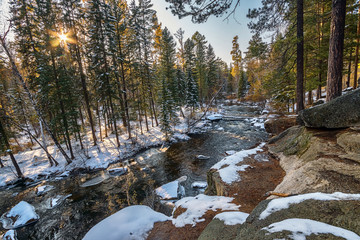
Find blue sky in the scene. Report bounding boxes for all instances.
[0,0,262,64]
[152,0,262,64]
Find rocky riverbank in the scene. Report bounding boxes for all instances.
[196,90,360,239]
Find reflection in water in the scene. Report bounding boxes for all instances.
[0,102,268,239]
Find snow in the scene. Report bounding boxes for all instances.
[1,201,39,229]
[191,181,207,189]
[3,230,17,240]
[214,211,249,225]
[82,205,170,240]
[155,180,180,200]
[196,155,210,160]
[171,194,239,227]
[80,172,110,188]
[206,114,223,121]
[36,185,55,196]
[262,218,360,240]
[0,116,195,187]
[211,143,265,184]
[260,192,360,220]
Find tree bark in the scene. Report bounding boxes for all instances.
[326,0,346,101]
[296,0,304,113]
[354,6,360,89]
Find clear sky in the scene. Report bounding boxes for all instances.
[0,0,262,64]
[152,0,262,64]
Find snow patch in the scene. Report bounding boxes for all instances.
[1,201,39,229]
[196,155,210,160]
[260,192,360,220]
[206,114,223,121]
[3,230,17,240]
[211,143,265,184]
[171,194,239,227]
[214,211,249,225]
[262,218,360,240]
[191,181,207,189]
[156,180,180,200]
[36,185,55,196]
[80,172,109,188]
[82,205,170,240]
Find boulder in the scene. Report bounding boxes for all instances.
[264,116,297,135]
[234,195,360,239]
[297,88,360,128]
[268,126,360,195]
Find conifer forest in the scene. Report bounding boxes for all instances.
[1,0,360,239]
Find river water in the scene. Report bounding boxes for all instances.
[0,101,268,240]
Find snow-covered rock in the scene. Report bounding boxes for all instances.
[191,181,207,189]
[0,201,39,229]
[172,194,239,227]
[262,218,360,240]
[214,212,249,225]
[82,205,170,240]
[155,180,180,200]
[196,155,210,160]
[36,185,55,196]
[211,143,265,184]
[108,167,127,176]
[206,114,223,121]
[80,172,109,188]
[3,230,17,240]
[259,192,360,220]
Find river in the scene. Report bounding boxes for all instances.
[0,101,268,239]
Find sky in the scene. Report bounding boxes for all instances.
[0,0,262,64]
[152,0,262,64]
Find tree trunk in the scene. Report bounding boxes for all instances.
[347,49,352,88]
[0,119,24,179]
[326,0,346,101]
[96,102,103,142]
[296,0,304,113]
[0,34,72,164]
[354,6,360,89]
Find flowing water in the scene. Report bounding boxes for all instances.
[0,101,268,240]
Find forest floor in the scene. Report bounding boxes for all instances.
[0,108,217,187]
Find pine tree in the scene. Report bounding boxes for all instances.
[184,38,199,110]
[192,31,207,105]
[158,27,178,139]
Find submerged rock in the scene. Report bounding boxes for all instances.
[196,155,210,160]
[298,88,360,128]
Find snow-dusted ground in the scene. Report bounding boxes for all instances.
[0,111,215,187]
[259,192,360,220]
[211,143,266,184]
[262,218,360,240]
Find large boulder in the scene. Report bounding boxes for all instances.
[268,126,360,195]
[234,194,360,239]
[297,88,360,128]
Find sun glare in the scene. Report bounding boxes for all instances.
[59,33,68,42]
